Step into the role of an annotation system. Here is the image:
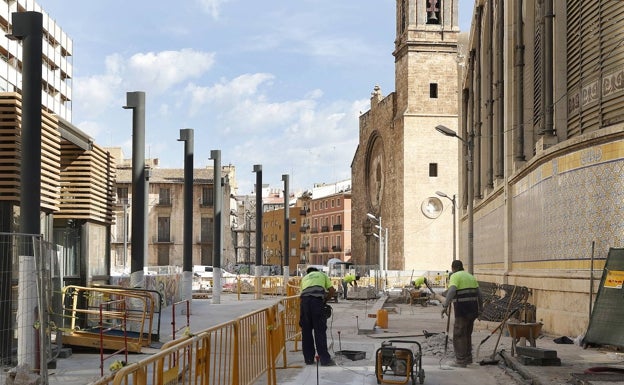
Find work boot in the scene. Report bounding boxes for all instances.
[449,361,467,368]
[321,359,336,366]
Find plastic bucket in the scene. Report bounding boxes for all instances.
[377,309,388,329]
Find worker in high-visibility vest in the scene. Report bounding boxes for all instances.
[341,273,360,300]
[441,260,482,367]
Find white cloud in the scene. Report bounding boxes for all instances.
[196,0,231,19]
[72,49,215,120]
[185,73,275,115]
[126,49,216,94]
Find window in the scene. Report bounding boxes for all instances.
[201,217,214,243]
[430,83,438,98]
[202,187,214,206]
[157,245,169,265]
[157,217,170,242]
[159,188,171,205]
[291,232,296,240]
[337,198,341,207]
[331,199,335,208]
[429,163,438,177]
[426,0,441,25]
[117,187,128,204]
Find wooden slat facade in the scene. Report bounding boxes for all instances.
[56,142,115,224]
[0,93,60,211]
[0,92,115,224]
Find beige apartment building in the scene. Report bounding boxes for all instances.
[109,149,237,272]
[351,0,459,272]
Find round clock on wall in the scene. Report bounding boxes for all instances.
[366,134,385,212]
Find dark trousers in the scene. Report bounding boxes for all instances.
[299,296,331,364]
[453,314,477,364]
[341,280,349,299]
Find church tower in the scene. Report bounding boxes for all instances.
[351,0,460,273]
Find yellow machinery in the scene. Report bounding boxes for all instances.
[375,340,425,385]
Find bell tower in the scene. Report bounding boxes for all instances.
[351,0,460,272]
[394,0,459,115]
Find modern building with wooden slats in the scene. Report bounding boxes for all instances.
[0,92,116,287]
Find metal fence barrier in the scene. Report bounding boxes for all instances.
[89,292,302,385]
[0,232,60,385]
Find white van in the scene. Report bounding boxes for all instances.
[193,265,213,278]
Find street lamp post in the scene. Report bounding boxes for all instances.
[367,213,385,291]
[436,191,456,261]
[435,125,474,274]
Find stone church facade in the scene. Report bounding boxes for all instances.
[351,0,460,273]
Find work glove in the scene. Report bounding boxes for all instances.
[441,305,449,319]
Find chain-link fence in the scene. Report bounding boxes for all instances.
[0,232,61,384]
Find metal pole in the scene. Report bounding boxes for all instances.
[379,217,383,291]
[179,130,194,273]
[282,175,289,273]
[467,134,475,274]
[123,91,146,286]
[253,165,263,299]
[384,227,388,291]
[178,129,194,303]
[123,201,128,273]
[452,195,457,261]
[211,150,222,304]
[14,11,42,237]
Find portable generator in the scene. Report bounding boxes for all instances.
[375,340,425,385]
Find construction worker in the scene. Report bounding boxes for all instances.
[299,267,337,366]
[441,260,482,367]
[341,273,360,299]
[412,276,427,288]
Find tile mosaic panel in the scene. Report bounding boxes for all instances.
[510,141,624,263]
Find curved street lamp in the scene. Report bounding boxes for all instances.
[436,191,456,262]
[367,213,387,291]
[435,125,474,274]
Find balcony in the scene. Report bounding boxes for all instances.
[299,224,310,233]
[199,200,213,208]
[321,226,330,233]
[299,242,309,249]
[311,227,319,233]
[299,208,309,216]
[321,247,330,253]
[332,224,343,231]
[310,247,319,253]
[331,245,342,252]
[157,199,172,207]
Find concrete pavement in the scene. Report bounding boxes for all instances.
[14,293,624,384]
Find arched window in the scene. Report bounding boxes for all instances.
[427,0,441,25]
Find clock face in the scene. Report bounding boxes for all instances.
[366,136,384,211]
[421,197,443,219]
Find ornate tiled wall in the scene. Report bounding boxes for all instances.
[511,140,624,264]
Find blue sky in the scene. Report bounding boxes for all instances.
[38,0,474,194]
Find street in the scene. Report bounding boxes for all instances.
[264,297,527,385]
